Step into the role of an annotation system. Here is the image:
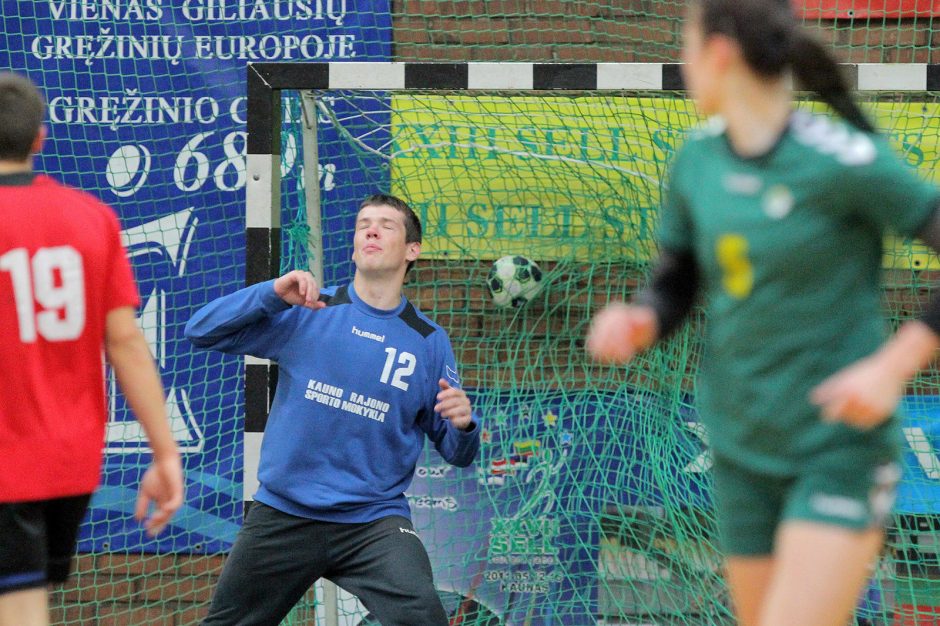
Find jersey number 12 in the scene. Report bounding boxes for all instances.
[0,246,86,343]
[380,347,416,391]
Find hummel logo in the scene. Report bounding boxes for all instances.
[352,325,385,343]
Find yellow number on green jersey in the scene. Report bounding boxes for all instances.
[716,234,753,299]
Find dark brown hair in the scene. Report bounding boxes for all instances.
[693,0,875,132]
[0,73,45,161]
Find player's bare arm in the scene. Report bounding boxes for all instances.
[105,306,183,535]
[813,207,940,427]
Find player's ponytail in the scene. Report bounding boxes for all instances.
[788,31,875,133]
[695,0,875,133]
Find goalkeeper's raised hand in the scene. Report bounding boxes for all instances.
[274,270,327,310]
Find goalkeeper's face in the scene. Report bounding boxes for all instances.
[352,203,421,278]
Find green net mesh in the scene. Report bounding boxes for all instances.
[266,88,940,625]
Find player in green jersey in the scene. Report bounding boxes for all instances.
[587,1,940,625]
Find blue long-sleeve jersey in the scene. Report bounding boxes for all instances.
[185,280,480,523]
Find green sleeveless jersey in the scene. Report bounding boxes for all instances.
[659,112,939,474]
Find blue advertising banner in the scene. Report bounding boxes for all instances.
[410,390,940,624]
[0,0,391,552]
[409,389,713,625]
[897,395,940,515]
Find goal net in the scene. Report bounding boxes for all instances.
[248,62,940,625]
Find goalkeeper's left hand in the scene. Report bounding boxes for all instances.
[435,379,473,431]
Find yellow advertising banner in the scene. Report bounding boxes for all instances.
[389,95,940,268]
[867,101,940,270]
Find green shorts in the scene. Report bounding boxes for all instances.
[711,450,900,556]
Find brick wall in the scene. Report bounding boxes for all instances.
[50,554,324,624]
[392,0,940,62]
[56,4,940,624]
[50,555,222,625]
[393,0,686,62]
[407,261,651,390]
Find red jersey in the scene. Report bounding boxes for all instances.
[0,173,139,501]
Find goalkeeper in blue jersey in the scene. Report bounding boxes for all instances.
[587,1,940,626]
[187,194,480,626]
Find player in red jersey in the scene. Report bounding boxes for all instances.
[0,73,184,626]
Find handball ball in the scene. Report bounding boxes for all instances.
[487,255,543,308]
